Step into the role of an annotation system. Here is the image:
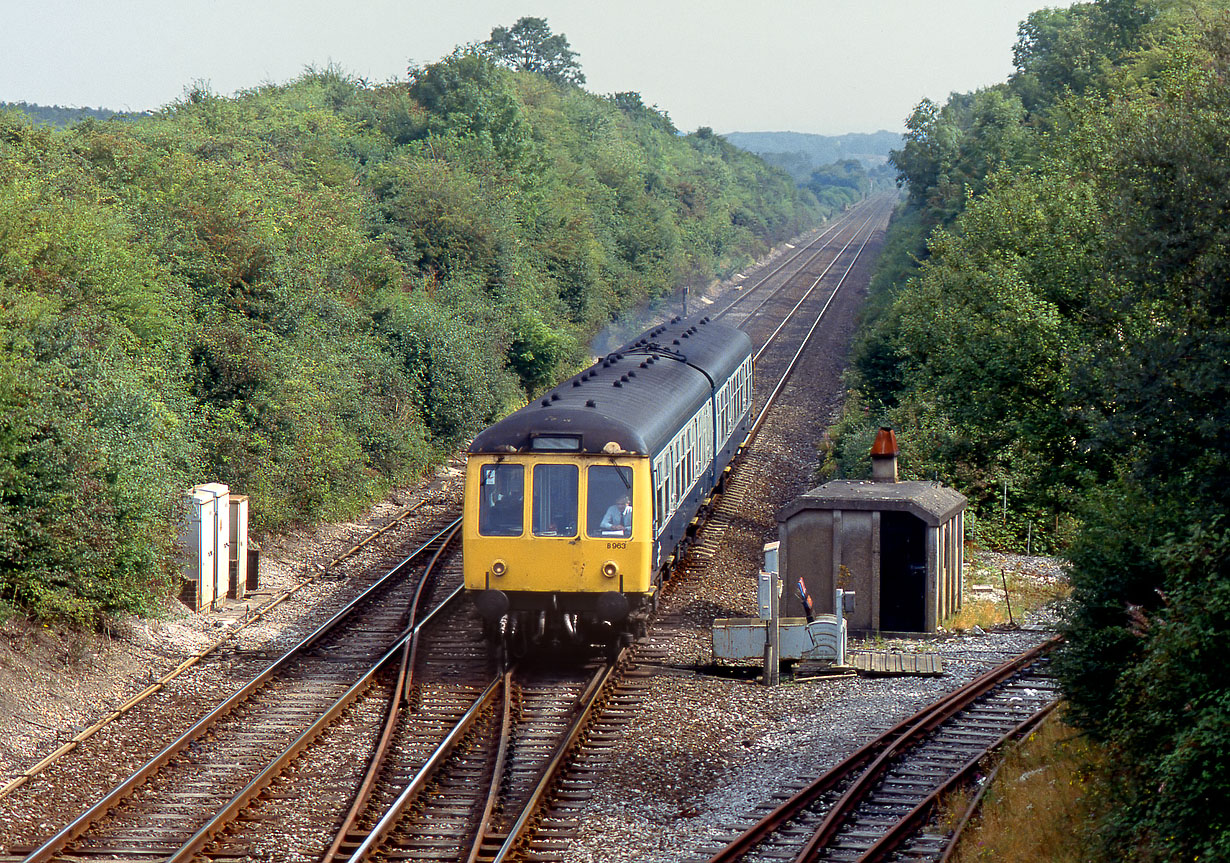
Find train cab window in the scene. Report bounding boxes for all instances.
[478,464,524,536]
[588,465,633,538]
[532,464,578,537]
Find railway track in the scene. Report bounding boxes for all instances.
[8,520,462,862]
[671,195,894,578]
[316,618,618,863]
[703,206,873,326]
[0,199,878,821]
[702,639,1061,863]
[2,194,1049,863]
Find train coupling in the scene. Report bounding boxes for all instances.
[474,589,509,622]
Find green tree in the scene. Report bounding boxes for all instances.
[484,17,585,86]
[409,50,532,166]
[832,4,1230,855]
[1011,0,1153,114]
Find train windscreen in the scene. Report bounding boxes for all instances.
[532,464,578,536]
[478,463,524,536]
[588,465,633,538]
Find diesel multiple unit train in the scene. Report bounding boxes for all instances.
[463,315,753,651]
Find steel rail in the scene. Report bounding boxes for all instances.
[715,197,892,328]
[0,501,429,804]
[337,673,506,863]
[706,637,1060,863]
[174,523,463,863]
[744,205,882,447]
[170,588,467,863]
[792,639,1058,862]
[339,659,613,863]
[749,205,879,366]
[21,518,461,863]
[489,659,618,862]
[709,204,871,323]
[319,521,464,863]
[467,672,516,863]
[859,700,1059,862]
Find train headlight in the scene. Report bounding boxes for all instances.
[491,559,507,577]
[601,560,619,579]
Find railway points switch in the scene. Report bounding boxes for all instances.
[713,587,850,676]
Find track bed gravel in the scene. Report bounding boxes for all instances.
[0,209,1064,862]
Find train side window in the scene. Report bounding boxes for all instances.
[532,464,578,537]
[685,427,693,487]
[587,464,634,537]
[663,459,672,516]
[673,441,682,503]
[653,457,664,532]
[478,463,524,536]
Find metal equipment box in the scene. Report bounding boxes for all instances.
[180,488,216,611]
[179,483,230,611]
[228,495,249,599]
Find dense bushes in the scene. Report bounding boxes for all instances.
[0,41,820,625]
[825,1,1230,857]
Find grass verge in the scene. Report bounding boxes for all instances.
[946,709,1109,862]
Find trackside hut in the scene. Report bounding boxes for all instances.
[776,429,967,634]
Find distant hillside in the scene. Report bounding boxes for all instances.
[724,130,902,183]
[0,101,151,127]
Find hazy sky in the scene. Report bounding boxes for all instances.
[2,0,1053,135]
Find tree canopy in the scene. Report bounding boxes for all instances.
[824,1,1230,857]
[0,48,820,627]
[484,17,585,86]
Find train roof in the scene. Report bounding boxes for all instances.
[469,315,751,457]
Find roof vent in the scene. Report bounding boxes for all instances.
[551,393,560,401]
[870,427,900,483]
[673,339,681,345]
[613,380,622,387]
[586,399,596,408]
[573,380,581,387]
[541,399,550,407]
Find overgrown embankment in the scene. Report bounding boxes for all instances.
[823,2,1230,859]
[0,45,829,626]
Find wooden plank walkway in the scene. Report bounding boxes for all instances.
[849,650,943,676]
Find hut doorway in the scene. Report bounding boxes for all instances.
[880,511,927,632]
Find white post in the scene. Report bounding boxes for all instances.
[835,588,846,667]
[764,567,780,686]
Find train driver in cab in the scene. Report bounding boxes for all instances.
[599,494,632,536]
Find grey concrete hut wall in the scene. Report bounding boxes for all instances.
[778,480,967,634]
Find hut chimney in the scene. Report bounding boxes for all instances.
[870,427,898,483]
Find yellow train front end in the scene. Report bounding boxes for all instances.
[463,451,654,648]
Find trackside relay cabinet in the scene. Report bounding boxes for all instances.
[776,428,967,634]
[179,483,250,611]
